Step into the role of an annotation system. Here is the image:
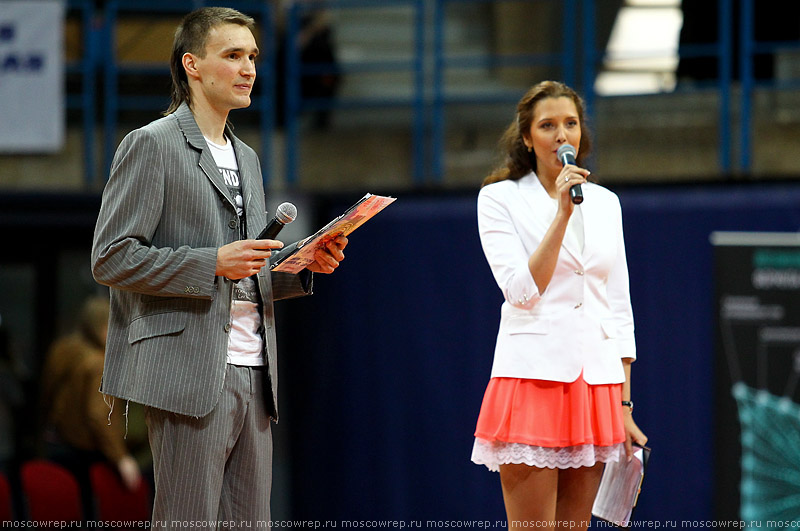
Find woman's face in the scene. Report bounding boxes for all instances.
[524,96,582,178]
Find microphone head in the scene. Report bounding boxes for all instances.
[275,202,297,225]
[557,144,578,165]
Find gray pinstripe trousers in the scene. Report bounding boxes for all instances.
[146,364,273,527]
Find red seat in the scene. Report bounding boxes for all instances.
[0,471,12,522]
[89,462,150,523]
[20,460,82,522]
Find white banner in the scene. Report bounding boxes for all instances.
[0,0,65,153]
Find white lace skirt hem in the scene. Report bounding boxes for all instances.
[471,437,623,472]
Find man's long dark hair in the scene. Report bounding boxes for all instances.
[165,7,255,115]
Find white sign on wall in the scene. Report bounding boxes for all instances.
[0,0,65,153]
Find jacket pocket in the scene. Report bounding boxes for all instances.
[128,311,187,344]
[505,316,550,335]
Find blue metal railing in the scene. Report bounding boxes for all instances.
[65,0,98,186]
[719,0,733,173]
[738,0,800,173]
[92,0,275,186]
[283,0,427,185]
[63,0,800,189]
[431,0,579,181]
[739,0,754,173]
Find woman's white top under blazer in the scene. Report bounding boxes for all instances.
[477,172,636,385]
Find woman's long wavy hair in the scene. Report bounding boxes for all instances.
[482,80,592,187]
[164,7,255,116]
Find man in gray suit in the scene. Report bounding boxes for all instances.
[91,7,346,525]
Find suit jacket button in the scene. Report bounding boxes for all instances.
[224,323,232,333]
[228,220,238,229]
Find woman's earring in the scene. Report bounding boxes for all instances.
[527,146,532,153]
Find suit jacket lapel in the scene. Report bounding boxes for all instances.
[577,188,598,265]
[174,103,237,212]
[228,132,265,238]
[563,208,584,262]
[519,173,584,263]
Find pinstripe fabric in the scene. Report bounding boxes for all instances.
[91,102,311,419]
[146,365,273,524]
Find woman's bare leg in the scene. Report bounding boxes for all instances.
[499,464,558,529]
[554,463,604,531]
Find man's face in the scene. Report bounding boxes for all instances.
[190,23,258,113]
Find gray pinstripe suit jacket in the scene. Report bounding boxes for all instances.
[91,102,310,419]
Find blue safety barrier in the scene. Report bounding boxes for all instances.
[63,1,800,188]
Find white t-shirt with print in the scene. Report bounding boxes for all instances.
[205,136,265,367]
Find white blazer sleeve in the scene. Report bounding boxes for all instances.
[606,196,636,360]
[477,184,541,310]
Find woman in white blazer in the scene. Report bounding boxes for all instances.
[471,81,647,529]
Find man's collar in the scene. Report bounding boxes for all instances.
[174,102,236,151]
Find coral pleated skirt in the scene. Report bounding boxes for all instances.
[471,374,626,471]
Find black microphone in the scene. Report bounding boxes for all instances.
[258,202,297,240]
[556,144,583,205]
[269,240,300,267]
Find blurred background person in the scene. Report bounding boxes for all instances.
[276,7,341,130]
[471,81,647,530]
[40,295,145,516]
